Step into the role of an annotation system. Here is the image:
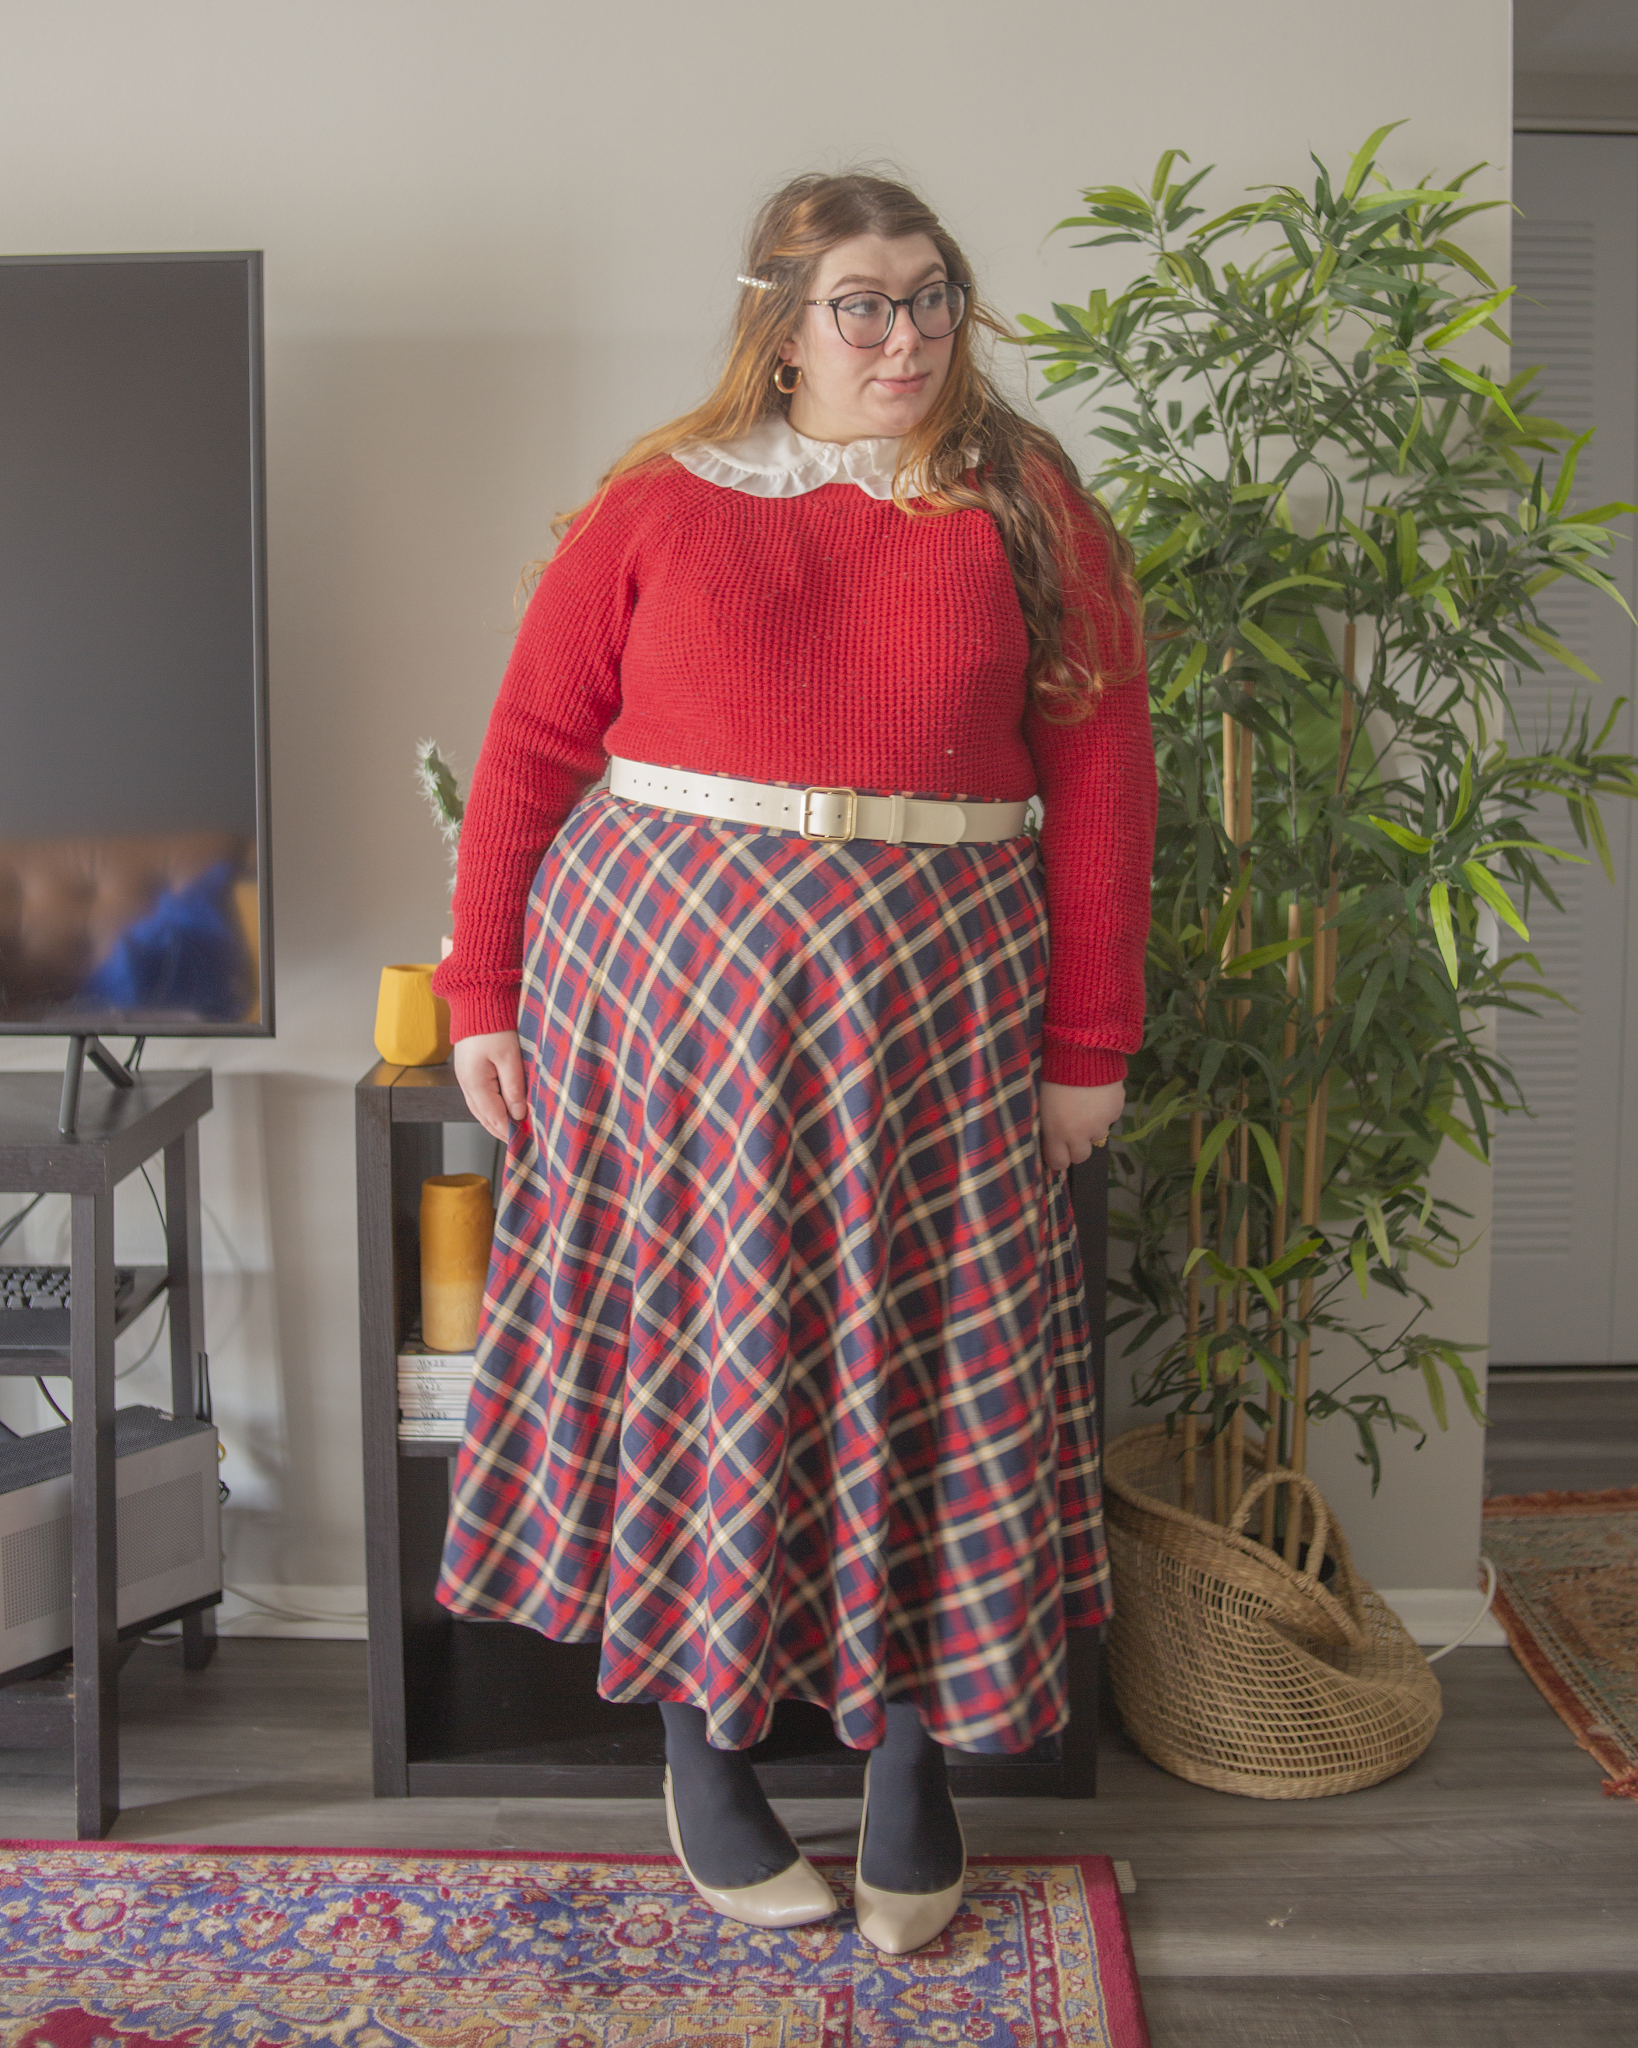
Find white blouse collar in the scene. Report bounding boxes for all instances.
[672,415,905,501]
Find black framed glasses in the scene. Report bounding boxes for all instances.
[806,280,971,349]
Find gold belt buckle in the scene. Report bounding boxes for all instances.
[801,786,858,842]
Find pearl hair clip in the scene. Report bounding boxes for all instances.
[736,274,776,291]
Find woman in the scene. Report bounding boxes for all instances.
[432,171,1155,1954]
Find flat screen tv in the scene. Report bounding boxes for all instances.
[0,251,271,1050]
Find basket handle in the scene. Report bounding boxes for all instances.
[1229,1468,1332,1581]
[1228,1468,1371,1644]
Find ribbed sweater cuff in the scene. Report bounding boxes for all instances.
[444,984,523,1044]
[1042,1040,1129,1088]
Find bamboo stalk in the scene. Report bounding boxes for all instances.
[1183,1109,1202,1510]
[1283,650,1353,1560]
[1285,897,1329,1559]
[1221,695,1256,1514]
[1261,896,1303,1545]
[1229,1110,1249,1510]
[1212,1178,1230,1523]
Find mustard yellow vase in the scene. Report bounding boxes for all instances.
[419,1173,495,1352]
[375,962,451,1067]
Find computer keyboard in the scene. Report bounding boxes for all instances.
[0,1265,137,1349]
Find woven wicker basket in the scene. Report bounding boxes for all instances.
[1103,1424,1442,1798]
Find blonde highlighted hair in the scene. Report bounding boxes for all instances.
[548,172,1140,719]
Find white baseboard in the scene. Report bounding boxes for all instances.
[1379,1587,1507,1647]
[216,1583,368,1639]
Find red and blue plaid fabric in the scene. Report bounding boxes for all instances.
[437,789,1111,1754]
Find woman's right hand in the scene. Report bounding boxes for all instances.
[452,1030,526,1142]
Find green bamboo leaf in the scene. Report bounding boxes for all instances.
[1349,953,1392,1050]
[1267,1234,1324,1281]
[1454,750,1474,824]
[1362,1195,1392,1266]
[1121,1078,1188,1143]
[1396,510,1419,584]
[1351,1235,1370,1298]
[1546,428,1595,517]
[1191,1114,1239,1197]
[1242,574,1345,608]
[1355,186,1468,212]
[1441,357,1523,426]
[1518,621,1602,687]
[1459,861,1529,939]
[1246,1120,1285,1207]
[1429,880,1458,983]
[1238,616,1309,678]
[1368,815,1435,854]
[1425,1102,1486,1162]
[1421,286,1515,351]
[1432,236,1498,290]
[1340,516,1388,580]
[1583,799,1615,883]
[1223,936,1311,977]
[1421,1352,1449,1430]
[1137,524,1192,579]
[1207,867,1255,959]
[1341,121,1405,204]
[1150,149,1187,201]
[1158,640,1207,711]
[1439,1346,1489,1426]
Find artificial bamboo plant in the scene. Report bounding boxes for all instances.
[1020,126,1638,1540]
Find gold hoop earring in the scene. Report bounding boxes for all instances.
[773,362,802,395]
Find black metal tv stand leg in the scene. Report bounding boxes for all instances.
[58,1034,138,1136]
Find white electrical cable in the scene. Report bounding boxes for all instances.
[1424,1555,1499,1664]
[222,1582,368,1626]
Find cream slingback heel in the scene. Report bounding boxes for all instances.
[852,1752,967,1954]
[662,1765,837,1927]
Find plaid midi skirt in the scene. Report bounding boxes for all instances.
[437,787,1112,1755]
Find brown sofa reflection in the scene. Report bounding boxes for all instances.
[0,830,258,1023]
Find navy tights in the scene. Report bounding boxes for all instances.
[660,1699,963,1894]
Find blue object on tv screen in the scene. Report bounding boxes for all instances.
[78,862,252,1022]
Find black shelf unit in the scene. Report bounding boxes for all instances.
[358,1060,1107,1801]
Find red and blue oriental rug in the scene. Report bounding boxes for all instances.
[0,1840,1150,2047]
[1484,1485,1638,1800]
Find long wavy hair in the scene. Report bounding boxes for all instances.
[550,173,1141,720]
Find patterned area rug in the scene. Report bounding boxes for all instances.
[0,1842,1150,2047]
[1483,1486,1638,1800]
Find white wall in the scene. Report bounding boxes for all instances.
[0,0,1513,1621]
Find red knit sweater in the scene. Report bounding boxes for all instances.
[434,456,1155,1086]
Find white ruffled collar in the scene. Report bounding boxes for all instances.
[672,415,905,501]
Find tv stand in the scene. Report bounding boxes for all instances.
[58,1034,141,1136]
[0,1066,217,1836]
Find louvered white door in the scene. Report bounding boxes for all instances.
[1488,134,1638,1365]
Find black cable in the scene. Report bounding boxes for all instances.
[36,1379,69,1424]
[139,1162,165,1232]
[0,1192,45,1250]
[127,1037,146,1072]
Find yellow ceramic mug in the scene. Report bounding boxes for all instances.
[420,1173,495,1352]
[375,963,451,1067]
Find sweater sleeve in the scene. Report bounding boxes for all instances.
[1023,483,1156,1088]
[432,480,646,1042]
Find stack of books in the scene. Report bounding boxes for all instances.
[397,1342,477,1444]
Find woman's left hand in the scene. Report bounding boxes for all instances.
[1040,1080,1124,1173]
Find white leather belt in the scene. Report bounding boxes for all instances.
[606,757,1030,846]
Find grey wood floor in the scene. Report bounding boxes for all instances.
[3,1379,1633,2047]
[1,1638,1633,2047]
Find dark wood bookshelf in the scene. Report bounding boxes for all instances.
[358,1059,1107,1801]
